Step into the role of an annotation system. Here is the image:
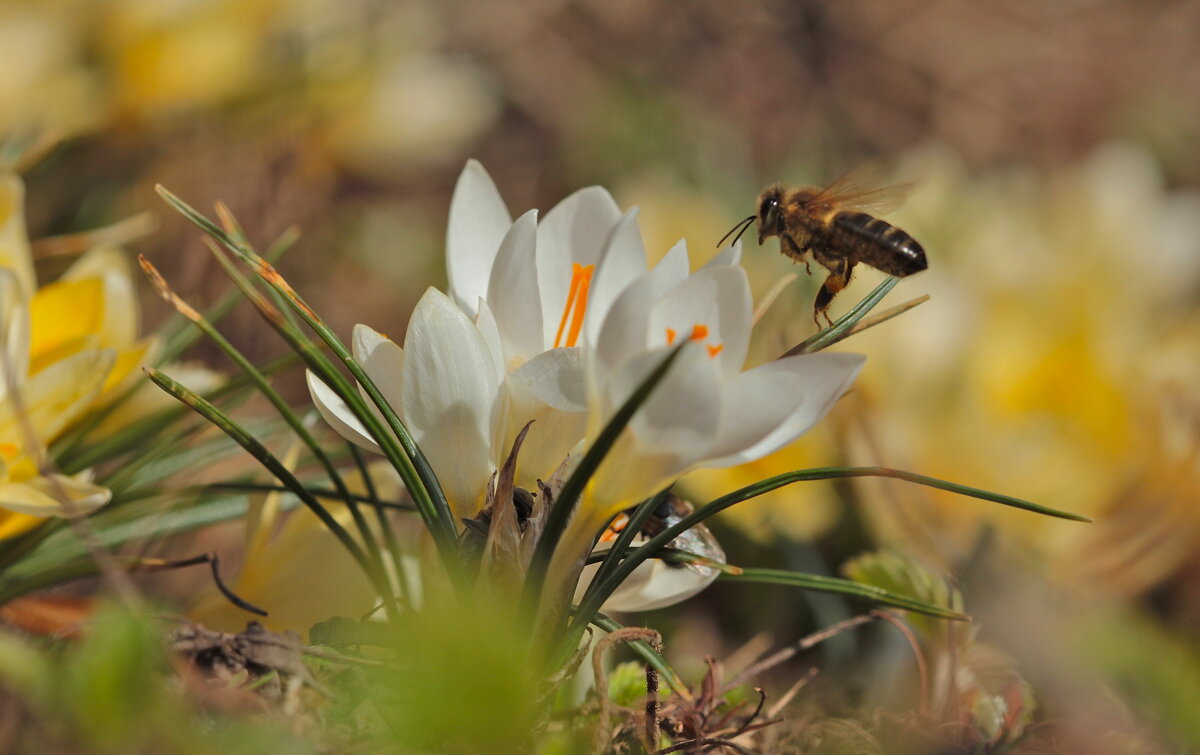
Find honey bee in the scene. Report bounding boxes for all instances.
[719,169,928,325]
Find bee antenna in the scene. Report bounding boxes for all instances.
[717,215,755,249]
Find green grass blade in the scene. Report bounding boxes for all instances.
[788,276,898,355]
[719,568,969,620]
[199,235,455,561]
[521,344,688,618]
[156,185,458,554]
[577,490,669,608]
[144,367,391,603]
[571,465,1088,634]
[141,255,393,611]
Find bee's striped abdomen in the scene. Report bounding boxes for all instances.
[833,211,927,276]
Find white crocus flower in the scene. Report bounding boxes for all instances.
[548,255,866,591]
[307,286,506,520]
[312,160,857,613]
[445,161,743,492]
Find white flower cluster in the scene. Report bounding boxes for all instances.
[310,161,864,609]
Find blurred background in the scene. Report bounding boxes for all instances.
[4,0,1199,751]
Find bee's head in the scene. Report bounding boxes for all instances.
[715,185,784,250]
[755,185,784,244]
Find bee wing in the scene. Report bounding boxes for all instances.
[812,163,912,216]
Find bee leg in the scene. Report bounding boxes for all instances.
[813,261,854,327]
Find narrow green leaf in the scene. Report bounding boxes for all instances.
[789,276,898,355]
[578,491,670,609]
[571,465,1088,634]
[142,253,392,611]
[719,568,969,620]
[144,367,390,602]
[156,185,458,555]
[521,344,688,619]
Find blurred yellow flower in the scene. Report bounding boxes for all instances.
[0,173,151,539]
[841,143,1198,588]
[189,452,393,634]
[677,143,1200,591]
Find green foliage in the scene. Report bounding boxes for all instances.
[842,550,963,637]
[371,596,549,753]
[606,661,648,707]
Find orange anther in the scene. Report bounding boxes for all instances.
[665,328,677,344]
[553,263,595,349]
[707,343,724,358]
[689,324,709,341]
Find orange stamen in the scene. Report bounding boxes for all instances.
[0,443,17,460]
[665,328,677,344]
[707,343,724,358]
[553,263,594,348]
[689,324,709,341]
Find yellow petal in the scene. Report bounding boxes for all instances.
[0,474,110,518]
[0,347,114,445]
[61,246,140,350]
[28,277,104,362]
[101,338,155,396]
[90,360,220,437]
[190,506,377,634]
[0,173,35,297]
[0,510,43,540]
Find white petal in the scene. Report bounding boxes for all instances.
[537,186,622,347]
[599,559,719,612]
[609,344,722,464]
[352,323,406,420]
[446,160,512,316]
[584,208,647,346]
[647,264,752,376]
[306,369,381,452]
[0,474,110,518]
[706,352,866,466]
[703,239,743,268]
[401,288,504,517]
[704,365,805,461]
[0,173,35,297]
[507,348,588,486]
[486,209,544,360]
[650,239,691,291]
[473,298,507,382]
[591,273,653,381]
[510,347,587,412]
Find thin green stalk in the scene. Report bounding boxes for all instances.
[520,343,688,620]
[144,367,393,611]
[203,481,412,510]
[57,352,299,474]
[200,236,456,563]
[156,186,457,551]
[52,228,299,462]
[571,466,1089,635]
[719,569,968,620]
[787,276,898,355]
[351,443,410,608]
[157,225,300,364]
[577,490,669,609]
[141,255,393,612]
